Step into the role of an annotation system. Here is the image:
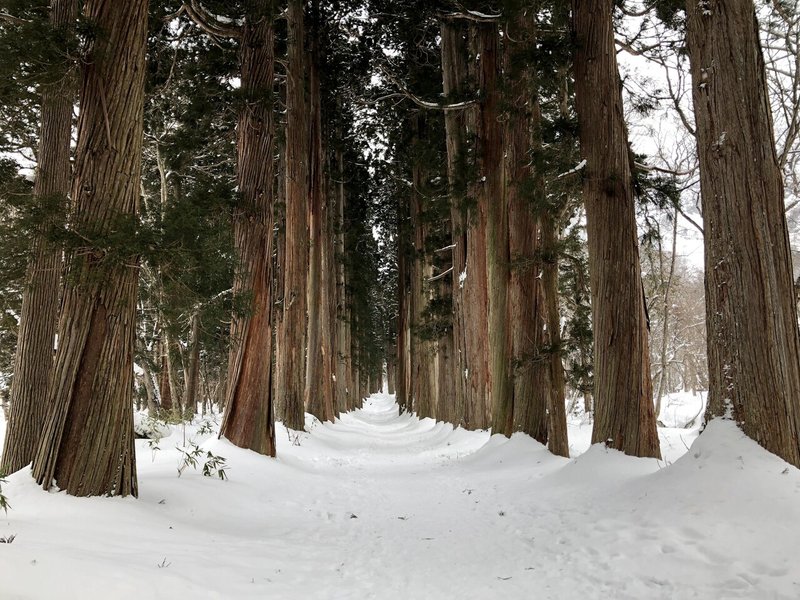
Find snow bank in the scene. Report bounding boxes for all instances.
[1,393,798,599]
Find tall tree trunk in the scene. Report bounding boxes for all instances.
[182,311,201,415]
[334,136,349,414]
[304,2,334,422]
[321,149,338,417]
[395,206,411,413]
[501,13,549,444]
[164,330,182,415]
[472,23,509,437]
[219,0,277,457]
[686,0,800,466]
[410,115,436,419]
[542,215,570,457]
[141,361,159,415]
[462,25,492,430]
[440,20,470,428]
[344,287,355,410]
[158,336,173,413]
[386,340,396,395]
[1,0,76,475]
[435,251,456,424]
[654,208,678,419]
[572,0,660,458]
[31,0,148,496]
[276,0,309,431]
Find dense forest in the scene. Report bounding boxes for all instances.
[0,0,798,499]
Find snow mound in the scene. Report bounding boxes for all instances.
[2,397,800,599]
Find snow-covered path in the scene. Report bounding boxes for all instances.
[2,393,800,599]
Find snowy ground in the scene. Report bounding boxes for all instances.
[2,391,800,599]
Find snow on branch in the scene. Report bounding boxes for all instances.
[377,66,477,112]
[557,159,587,179]
[177,1,242,40]
[439,5,502,22]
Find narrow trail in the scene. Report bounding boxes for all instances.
[2,394,800,599]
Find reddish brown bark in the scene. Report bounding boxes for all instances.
[686,0,800,465]
[1,0,76,475]
[31,0,148,496]
[572,0,660,458]
[304,2,335,422]
[462,25,493,430]
[219,0,277,457]
[440,20,469,427]
[410,115,436,419]
[275,0,309,431]
[502,18,550,444]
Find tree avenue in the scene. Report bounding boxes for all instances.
[1,0,800,497]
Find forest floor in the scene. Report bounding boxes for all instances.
[2,392,800,599]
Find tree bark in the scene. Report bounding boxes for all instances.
[500,14,548,444]
[462,26,492,430]
[542,215,570,457]
[395,201,411,413]
[440,20,471,429]
[321,145,338,417]
[572,0,660,458]
[140,360,159,415]
[304,1,335,422]
[686,0,800,466]
[31,0,148,496]
[410,115,436,419]
[157,336,174,413]
[219,0,277,457]
[474,23,510,437]
[334,138,350,414]
[276,0,309,431]
[654,209,678,419]
[182,311,201,415]
[1,0,76,475]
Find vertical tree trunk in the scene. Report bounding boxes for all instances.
[158,336,173,413]
[461,25,492,430]
[686,0,800,466]
[334,140,349,414]
[276,0,309,431]
[572,0,660,458]
[542,215,570,457]
[395,206,411,413]
[164,331,182,415]
[182,312,201,415]
[344,287,355,410]
[31,0,148,496]
[654,209,678,419]
[505,113,549,441]
[499,13,549,443]
[1,0,76,475]
[440,20,471,428]
[410,115,436,419]
[304,1,334,422]
[321,150,338,416]
[219,0,277,457]
[140,361,159,415]
[386,341,396,395]
[472,23,509,437]
[435,249,456,424]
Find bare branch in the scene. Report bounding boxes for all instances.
[428,267,454,282]
[182,1,241,40]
